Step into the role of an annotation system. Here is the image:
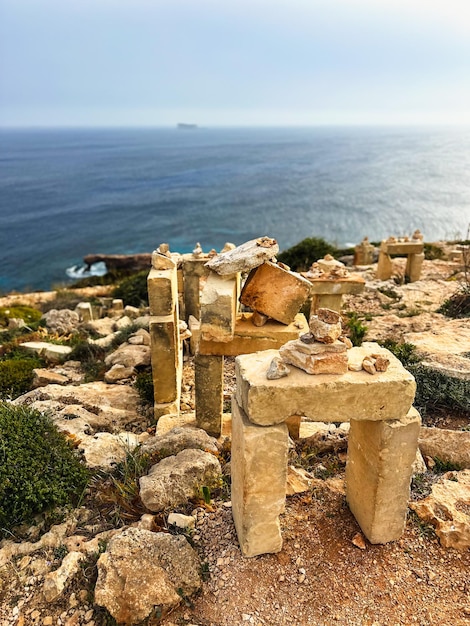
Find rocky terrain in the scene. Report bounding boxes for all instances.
[0,249,469,626]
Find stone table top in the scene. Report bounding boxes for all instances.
[301,273,366,294]
[235,342,416,426]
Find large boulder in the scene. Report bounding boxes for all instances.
[105,343,151,369]
[94,528,201,624]
[139,449,221,512]
[77,432,143,470]
[141,426,219,459]
[419,427,470,469]
[410,470,470,551]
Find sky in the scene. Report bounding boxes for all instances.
[1,0,470,127]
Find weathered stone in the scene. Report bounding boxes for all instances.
[200,272,238,343]
[151,251,176,271]
[286,466,313,496]
[235,344,416,426]
[206,237,279,275]
[346,407,421,544]
[141,426,219,458]
[280,340,348,375]
[308,311,342,344]
[240,262,311,325]
[195,354,223,437]
[124,305,141,318]
[418,427,470,469]
[128,328,151,346]
[32,368,68,388]
[317,307,341,324]
[95,528,201,624]
[362,358,377,375]
[182,255,210,321]
[374,355,390,372]
[114,315,134,330]
[168,513,195,530]
[105,343,150,369]
[20,342,73,363]
[75,302,93,322]
[147,267,178,316]
[139,449,221,512]
[198,313,308,357]
[231,399,288,557]
[43,552,85,602]
[149,315,181,405]
[104,364,135,383]
[42,309,80,334]
[316,255,345,273]
[252,310,269,326]
[410,470,470,551]
[287,338,346,355]
[86,317,116,337]
[266,357,290,380]
[78,432,141,470]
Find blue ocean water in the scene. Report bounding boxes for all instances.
[1,126,469,293]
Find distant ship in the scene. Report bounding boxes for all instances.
[177,123,198,129]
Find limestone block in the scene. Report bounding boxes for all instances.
[280,340,348,375]
[235,344,416,426]
[32,368,68,388]
[376,248,393,281]
[182,255,210,322]
[205,236,279,275]
[149,315,181,405]
[198,313,308,357]
[75,302,93,322]
[409,469,470,551]
[384,242,423,255]
[311,294,343,313]
[406,252,425,282]
[43,551,85,602]
[195,354,223,437]
[419,427,470,469]
[141,426,219,458]
[20,342,73,363]
[307,275,365,295]
[200,271,238,343]
[105,344,151,369]
[345,407,421,544]
[240,262,312,325]
[231,399,289,557]
[147,267,178,317]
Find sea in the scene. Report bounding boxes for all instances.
[1,126,469,293]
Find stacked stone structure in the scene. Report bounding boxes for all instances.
[376,232,425,282]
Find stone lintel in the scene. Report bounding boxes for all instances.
[182,254,212,277]
[382,242,424,255]
[345,407,421,543]
[231,398,288,557]
[235,343,416,426]
[200,271,238,343]
[240,262,312,325]
[197,313,308,356]
[306,276,365,295]
[147,267,178,316]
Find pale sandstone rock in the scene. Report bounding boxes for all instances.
[205,237,279,275]
[200,271,238,343]
[410,470,470,551]
[139,449,221,512]
[374,355,390,372]
[168,513,196,529]
[362,357,377,375]
[148,267,178,316]
[231,399,288,557]
[128,328,150,345]
[141,426,219,458]
[280,340,348,375]
[95,528,201,624]
[32,368,68,388]
[86,317,116,336]
[78,432,141,470]
[297,337,347,353]
[240,261,311,325]
[89,331,121,349]
[266,357,290,380]
[114,315,133,329]
[286,466,313,496]
[308,314,342,344]
[43,552,85,602]
[149,315,181,406]
[104,364,135,383]
[418,427,470,469]
[20,341,73,363]
[124,305,141,318]
[75,302,93,322]
[105,343,150,369]
[235,344,416,426]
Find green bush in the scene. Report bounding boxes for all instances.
[423,243,445,261]
[0,305,42,327]
[438,285,470,319]
[277,237,338,272]
[134,370,154,407]
[344,313,368,346]
[112,271,149,308]
[379,340,421,368]
[0,356,43,399]
[68,340,107,382]
[0,403,89,534]
[411,364,470,414]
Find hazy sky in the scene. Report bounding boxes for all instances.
[1,0,470,126]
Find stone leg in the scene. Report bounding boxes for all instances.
[406,252,425,282]
[311,294,343,314]
[149,315,181,415]
[183,274,201,322]
[376,250,392,280]
[195,354,224,437]
[231,398,289,557]
[345,407,421,544]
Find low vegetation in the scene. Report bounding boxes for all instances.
[112,271,149,308]
[0,402,89,535]
[277,237,339,271]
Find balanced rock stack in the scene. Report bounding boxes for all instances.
[279,308,350,375]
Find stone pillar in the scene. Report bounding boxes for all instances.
[406,252,425,283]
[345,407,421,544]
[182,255,210,322]
[311,293,343,314]
[76,302,93,322]
[376,242,392,280]
[231,398,289,557]
[200,271,238,343]
[195,354,224,437]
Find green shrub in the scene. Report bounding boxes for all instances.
[438,285,470,318]
[134,370,154,407]
[379,340,421,368]
[0,305,42,327]
[0,356,43,399]
[0,403,89,534]
[344,313,368,346]
[423,243,445,261]
[112,271,149,308]
[68,340,107,382]
[277,237,338,271]
[410,364,470,414]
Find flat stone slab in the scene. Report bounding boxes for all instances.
[303,274,365,295]
[382,242,423,255]
[198,313,308,356]
[20,341,72,362]
[205,237,279,275]
[235,342,416,425]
